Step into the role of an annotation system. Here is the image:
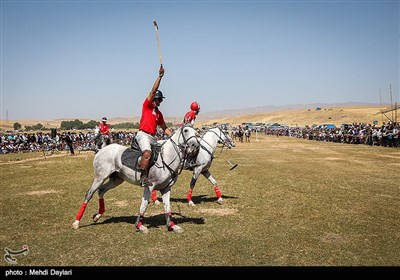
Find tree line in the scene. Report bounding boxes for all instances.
[13,119,175,131]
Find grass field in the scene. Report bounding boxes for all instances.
[1,135,399,267]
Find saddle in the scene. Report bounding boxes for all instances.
[120,137,160,172]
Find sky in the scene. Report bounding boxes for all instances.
[1,0,399,121]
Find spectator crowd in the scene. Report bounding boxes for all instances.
[0,130,137,154]
[265,121,399,148]
[1,121,398,154]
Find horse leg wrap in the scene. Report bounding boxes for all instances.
[98,198,105,215]
[214,186,222,199]
[139,150,152,171]
[135,213,145,229]
[166,212,175,230]
[75,202,88,221]
[186,188,193,202]
[151,190,158,202]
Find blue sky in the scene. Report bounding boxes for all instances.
[1,0,399,120]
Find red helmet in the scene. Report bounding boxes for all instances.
[190,101,200,111]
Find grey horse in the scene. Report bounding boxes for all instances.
[72,125,199,233]
[93,127,111,151]
[151,126,235,206]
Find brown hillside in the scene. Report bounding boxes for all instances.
[196,105,398,127]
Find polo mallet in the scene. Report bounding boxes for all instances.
[153,20,162,66]
[228,160,238,171]
[219,151,238,171]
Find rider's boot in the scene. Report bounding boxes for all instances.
[139,150,152,187]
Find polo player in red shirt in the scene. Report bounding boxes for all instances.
[95,117,111,152]
[183,101,200,126]
[136,65,172,186]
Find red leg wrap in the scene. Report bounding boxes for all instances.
[99,198,105,215]
[214,186,222,199]
[75,202,88,221]
[136,214,144,229]
[151,190,157,202]
[166,212,175,230]
[186,188,193,201]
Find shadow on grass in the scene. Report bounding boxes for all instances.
[170,194,238,204]
[82,212,205,229]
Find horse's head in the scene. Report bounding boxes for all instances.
[214,127,235,149]
[92,127,100,139]
[170,124,199,156]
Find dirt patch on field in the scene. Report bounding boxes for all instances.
[113,200,129,208]
[324,157,342,161]
[378,154,400,159]
[319,233,350,244]
[25,189,60,196]
[0,153,89,165]
[196,208,238,216]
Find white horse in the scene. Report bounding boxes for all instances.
[151,126,235,206]
[72,125,199,233]
[93,127,111,150]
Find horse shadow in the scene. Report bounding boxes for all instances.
[170,194,238,204]
[83,212,205,229]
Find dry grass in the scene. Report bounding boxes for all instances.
[1,137,399,267]
[197,105,394,127]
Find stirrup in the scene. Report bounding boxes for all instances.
[140,177,151,187]
[185,162,198,169]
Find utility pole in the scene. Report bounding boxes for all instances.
[390,84,394,122]
[379,89,383,124]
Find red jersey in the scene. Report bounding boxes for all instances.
[139,98,165,135]
[98,123,110,135]
[183,110,197,125]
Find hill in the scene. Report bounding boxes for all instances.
[0,105,397,131]
[196,105,397,127]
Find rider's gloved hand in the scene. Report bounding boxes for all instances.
[159,65,164,77]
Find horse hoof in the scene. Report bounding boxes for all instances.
[217,198,223,205]
[93,213,102,222]
[153,200,161,205]
[188,201,195,207]
[72,220,80,230]
[137,225,149,234]
[171,225,184,233]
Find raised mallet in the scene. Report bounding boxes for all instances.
[153,20,162,66]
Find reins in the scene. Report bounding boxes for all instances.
[200,128,232,159]
[158,125,198,177]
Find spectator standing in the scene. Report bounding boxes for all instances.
[64,132,74,155]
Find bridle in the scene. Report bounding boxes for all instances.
[158,124,199,178]
[200,127,234,158]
